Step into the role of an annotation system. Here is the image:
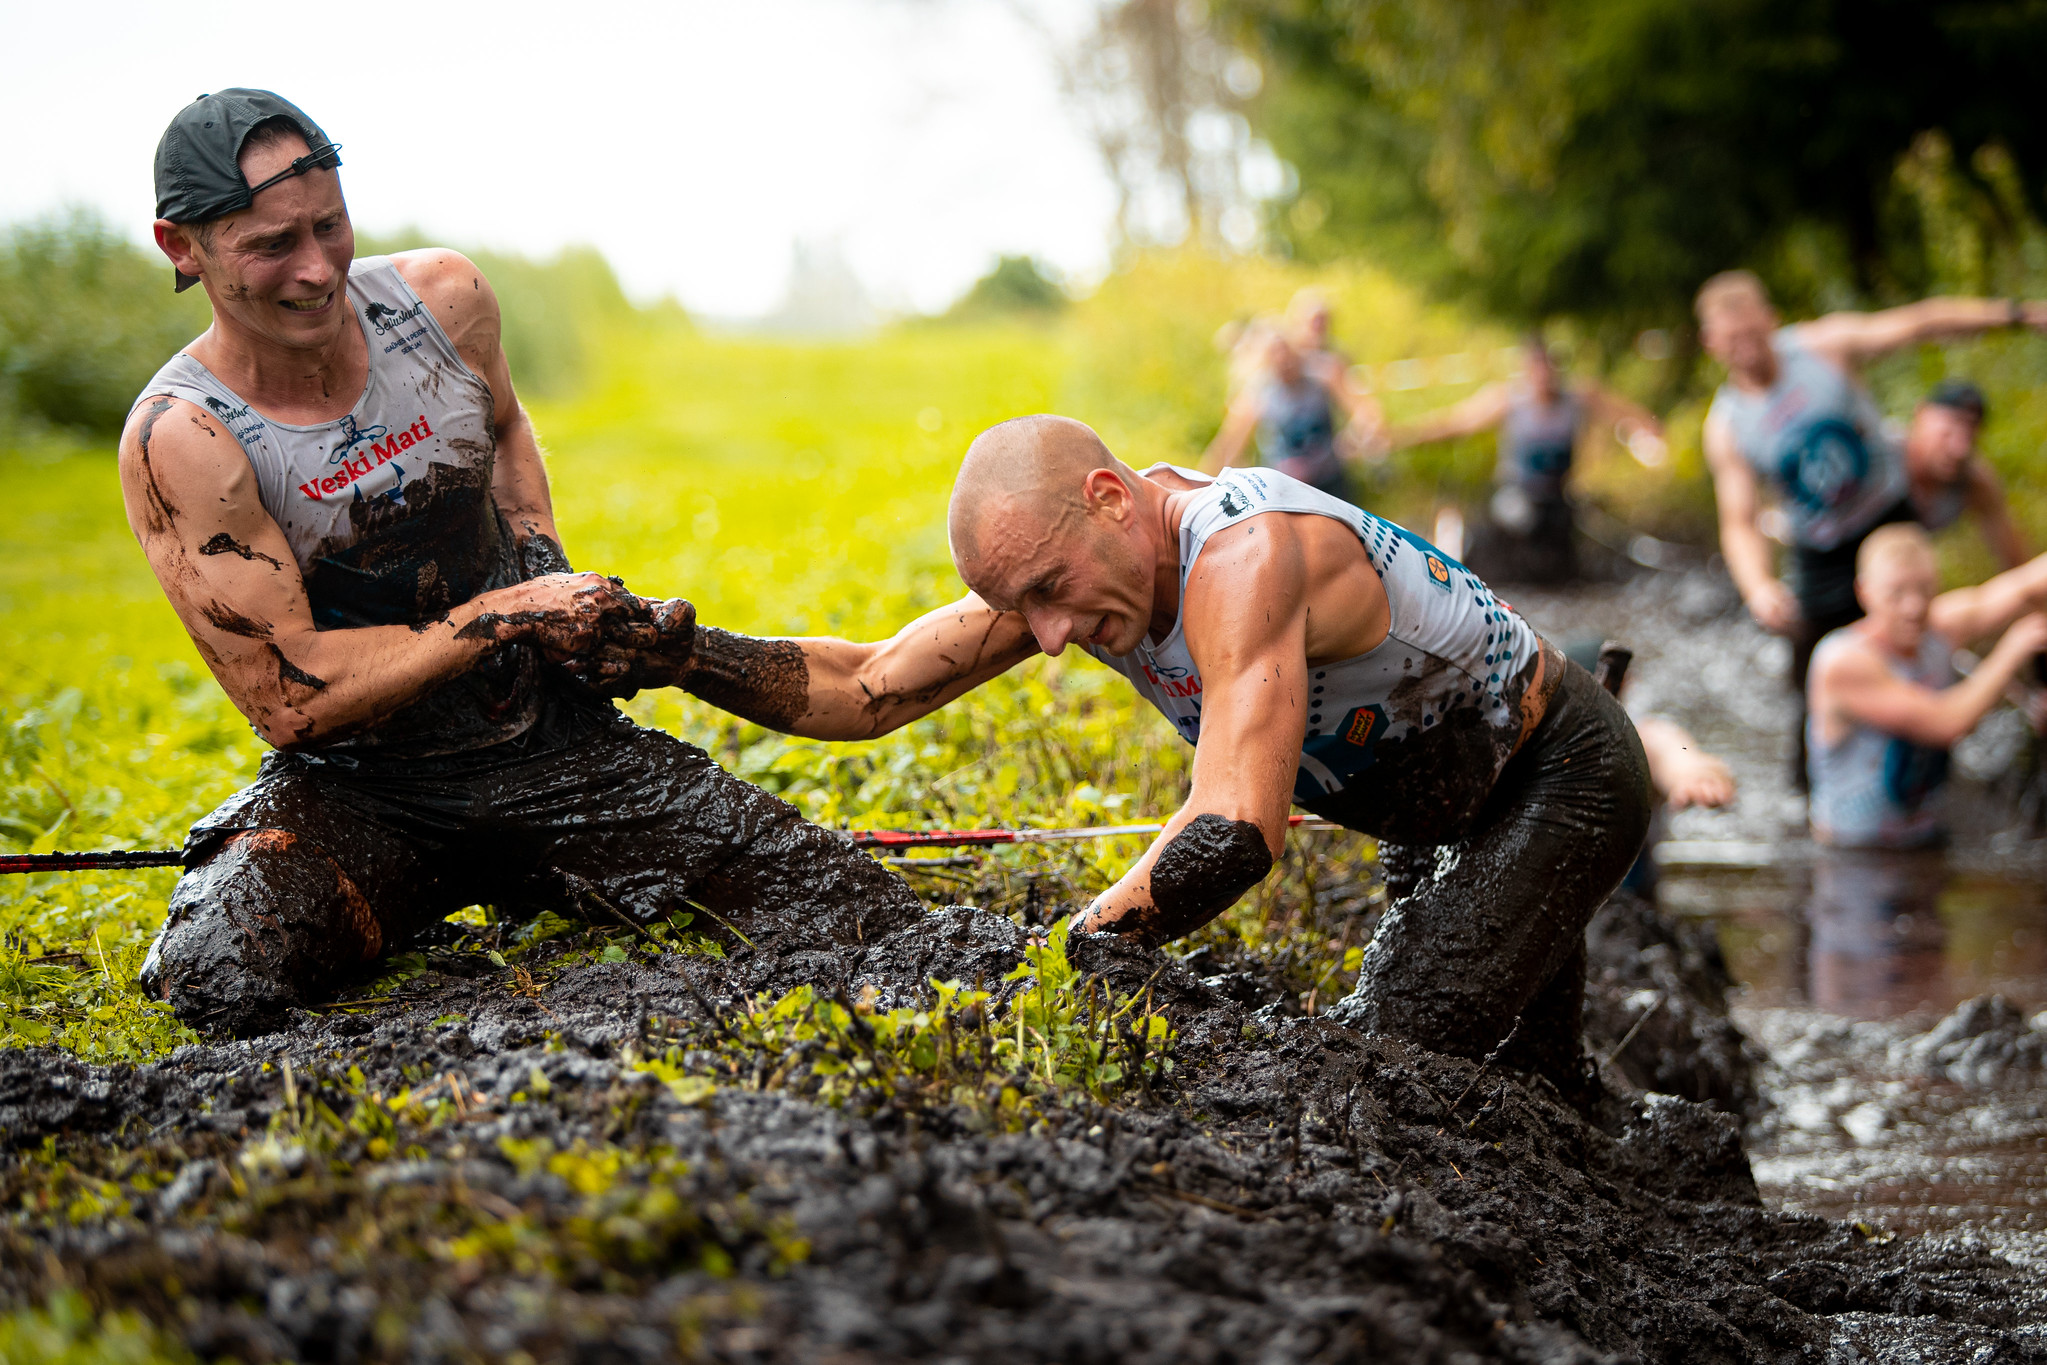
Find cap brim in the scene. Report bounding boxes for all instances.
[174,270,200,293]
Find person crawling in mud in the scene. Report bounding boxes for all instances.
[120,89,921,1034]
[1807,523,2047,849]
[592,415,1652,1094]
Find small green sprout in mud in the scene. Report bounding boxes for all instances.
[627,921,1175,1125]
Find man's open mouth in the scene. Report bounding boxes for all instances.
[280,293,333,313]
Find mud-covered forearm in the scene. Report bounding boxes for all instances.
[518,531,572,578]
[678,626,812,731]
[1080,813,1276,947]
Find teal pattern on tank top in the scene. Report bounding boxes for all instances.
[1707,327,1906,551]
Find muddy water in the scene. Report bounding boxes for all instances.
[1517,570,2047,1254]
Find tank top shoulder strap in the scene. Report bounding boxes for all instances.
[346,255,474,378]
[1174,465,1362,588]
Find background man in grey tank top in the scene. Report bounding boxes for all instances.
[1379,334,1663,585]
[122,90,920,1034]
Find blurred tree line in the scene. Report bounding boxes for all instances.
[1208,0,2047,354]
[0,210,659,442]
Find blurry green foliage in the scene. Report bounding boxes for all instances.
[0,209,208,439]
[942,255,1068,320]
[0,1290,194,1365]
[353,228,651,398]
[1220,0,2047,340]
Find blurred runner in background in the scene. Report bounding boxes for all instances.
[1902,380,2030,568]
[1379,335,1663,585]
[1202,317,1381,501]
[1696,270,2045,788]
[1806,525,2047,849]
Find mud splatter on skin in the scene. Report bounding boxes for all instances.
[199,600,272,639]
[517,531,571,578]
[565,597,698,700]
[198,532,285,570]
[265,644,329,694]
[682,627,812,731]
[133,397,181,533]
[1117,814,1274,945]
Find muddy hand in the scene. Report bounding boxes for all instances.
[557,596,699,699]
[460,573,654,655]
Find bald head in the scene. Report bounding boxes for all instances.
[948,415,1121,569]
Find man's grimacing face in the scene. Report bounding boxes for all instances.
[957,475,1158,658]
[164,132,357,351]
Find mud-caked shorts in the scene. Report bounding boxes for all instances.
[141,696,922,1032]
[1331,657,1652,1086]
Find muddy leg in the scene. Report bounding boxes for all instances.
[140,831,392,1037]
[495,720,923,949]
[1330,661,1649,1087]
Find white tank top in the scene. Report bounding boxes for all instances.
[1083,466,1544,845]
[132,256,544,755]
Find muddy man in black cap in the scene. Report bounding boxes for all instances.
[124,90,921,1035]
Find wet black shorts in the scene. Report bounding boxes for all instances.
[178,694,921,952]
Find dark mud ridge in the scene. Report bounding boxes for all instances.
[3,896,2044,1364]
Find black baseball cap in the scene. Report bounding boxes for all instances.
[154,89,341,291]
[1924,379,1987,423]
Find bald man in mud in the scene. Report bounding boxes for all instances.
[607,416,1652,1092]
[121,89,919,1034]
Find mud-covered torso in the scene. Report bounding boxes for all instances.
[1707,327,1907,552]
[135,257,541,756]
[1808,627,1954,849]
[1084,467,1543,845]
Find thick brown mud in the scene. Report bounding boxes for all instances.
[6,884,2045,1362]
[1135,814,1274,943]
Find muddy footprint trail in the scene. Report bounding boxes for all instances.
[3,897,2044,1364]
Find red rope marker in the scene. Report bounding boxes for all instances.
[0,816,1350,874]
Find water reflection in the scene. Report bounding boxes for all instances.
[1803,849,1950,1017]
[1661,852,2047,1019]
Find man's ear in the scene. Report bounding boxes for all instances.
[1082,467,1135,523]
[154,220,205,279]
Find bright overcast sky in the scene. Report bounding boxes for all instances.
[0,0,1115,317]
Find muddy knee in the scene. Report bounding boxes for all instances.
[143,829,386,1036]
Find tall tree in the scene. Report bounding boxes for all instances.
[1219,0,2047,334]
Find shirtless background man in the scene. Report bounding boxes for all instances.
[600,416,1651,1094]
[125,89,917,1033]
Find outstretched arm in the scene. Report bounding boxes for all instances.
[1819,615,2047,749]
[1199,393,1264,475]
[1073,517,1300,943]
[1703,411,1799,633]
[1799,297,2047,370]
[396,249,567,574]
[1582,383,1667,465]
[1635,715,1734,811]
[1381,382,1512,451]
[1930,549,2047,643]
[118,397,645,750]
[610,595,1041,740]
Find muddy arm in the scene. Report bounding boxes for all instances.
[393,249,566,574]
[1073,518,1300,944]
[118,397,647,750]
[662,594,1041,739]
